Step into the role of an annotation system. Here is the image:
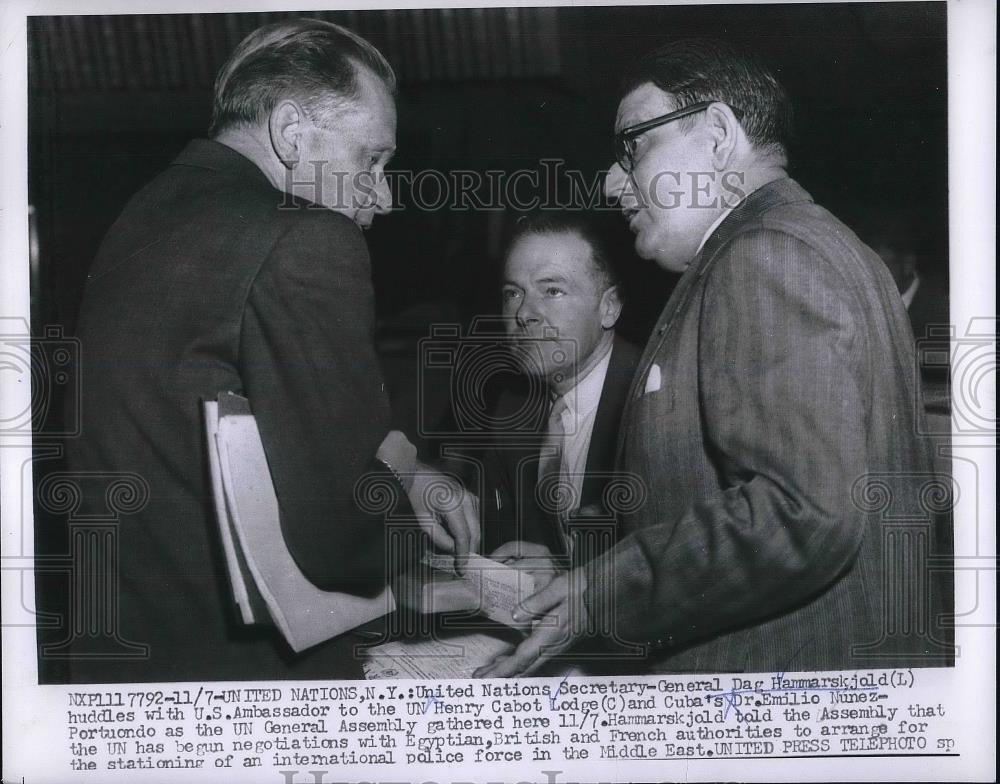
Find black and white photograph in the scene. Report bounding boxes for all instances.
[1,1,994,782]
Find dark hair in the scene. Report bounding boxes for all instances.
[622,38,793,160]
[505,211,621,291]
[209,19,396,137]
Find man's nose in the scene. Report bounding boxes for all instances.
[604,162,628,201]
[515,297,541,329]
[374,174,393,215]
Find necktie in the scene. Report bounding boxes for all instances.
[537,396,573,529]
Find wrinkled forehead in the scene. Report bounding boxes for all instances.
[614,82,677,132]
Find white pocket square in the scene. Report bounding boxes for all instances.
[644,363,662,394]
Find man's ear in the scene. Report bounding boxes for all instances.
[704,102,744,171]
[600,285,623,329]
[269,99,305,169]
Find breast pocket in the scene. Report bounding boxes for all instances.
[627,371,708,479]
[626,386,679,457]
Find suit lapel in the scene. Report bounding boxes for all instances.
[581,336,640,506]
[490,382,552,546]
[614,177,815,466]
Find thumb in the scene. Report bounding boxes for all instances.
[426,521,455,553]
[489,540,523,562]
[443,508,470,572]
[511,575,566,622]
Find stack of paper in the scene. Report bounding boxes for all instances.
[204,392,395,653]
[399,553,536,629]
[362,633,516,680]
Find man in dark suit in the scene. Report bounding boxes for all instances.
[478,39,951,677]
[62,20,472,682]
[478,214,639,572]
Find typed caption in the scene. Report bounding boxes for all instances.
[61,669,960,780]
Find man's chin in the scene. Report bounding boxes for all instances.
[635,234,691,273]
[633,242,655,262]
[512,351,548,379]
[633,230,660,261]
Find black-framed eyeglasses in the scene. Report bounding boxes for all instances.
[613,100,743,173]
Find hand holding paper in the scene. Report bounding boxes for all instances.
[490,540,560,593]
[473,566,591,678]
[376,431,480,564]
[407,462,481,563]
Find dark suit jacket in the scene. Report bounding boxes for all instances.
[61,140,411,682]
[584,179,952,673]
[481,335,640,563]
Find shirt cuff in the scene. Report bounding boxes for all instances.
[376,430,418,492]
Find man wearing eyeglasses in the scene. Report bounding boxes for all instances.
[477,38,950,677]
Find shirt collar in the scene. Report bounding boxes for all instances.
[695,178,813,274]
[696,204,736,256]
[900,272,921,309]
[555,338,614,420]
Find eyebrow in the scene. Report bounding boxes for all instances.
[502,273,574,287]
[618,112,653,134]
[615,110,639,133]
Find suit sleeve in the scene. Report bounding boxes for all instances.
[240,210,412,594]
[584,229,870,648]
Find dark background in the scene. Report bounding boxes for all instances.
[29,4,948,338]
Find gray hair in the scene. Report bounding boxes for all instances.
[209,18,396,136]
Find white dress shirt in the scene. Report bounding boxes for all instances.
[546,341,614,512]
[696,204,736,256]
[900,272,921,310]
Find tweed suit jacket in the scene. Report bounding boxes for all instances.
[481,335,640,563]
[583,178,952,674]
[62,140,410,682]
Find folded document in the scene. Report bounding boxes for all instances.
[399,553,536,629]
[204,392,395,653]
